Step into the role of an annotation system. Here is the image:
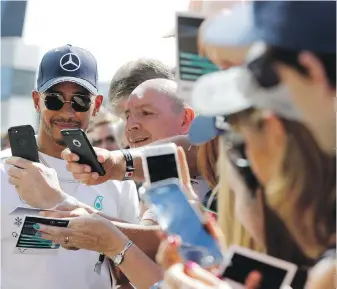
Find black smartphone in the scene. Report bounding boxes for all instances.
[8,125,39,162]
[61,129,106,176]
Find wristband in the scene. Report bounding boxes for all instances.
[121,149,134,181]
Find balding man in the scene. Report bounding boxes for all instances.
[123,79,210,225]
[125,79,195,148]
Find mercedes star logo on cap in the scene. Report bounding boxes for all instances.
[60,53,81,72]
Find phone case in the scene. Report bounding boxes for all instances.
[143,178,225,273]
[8,125,39,162]
[61,129,106,176]
[141,143,181,184]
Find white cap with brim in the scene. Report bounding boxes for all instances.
[191,66,302,121]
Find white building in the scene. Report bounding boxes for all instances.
[1,38,40,133]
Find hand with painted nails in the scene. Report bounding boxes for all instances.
[61,147,125,185]
[5,156,67,209]
[162,262,231,289]
[156,235,183,270]
[35,213,129,255]
[156,220,223,269]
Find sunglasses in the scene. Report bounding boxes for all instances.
[42,93,92,112]
[247,55,281,88]
[247,51,308,89]
[221,134,260,198]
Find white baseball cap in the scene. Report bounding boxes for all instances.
[190,65,302,121]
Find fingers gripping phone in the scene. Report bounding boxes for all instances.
[61,129,106,176]
[141,143,182,184]
[8,125,39,162]
[143,179,224,271]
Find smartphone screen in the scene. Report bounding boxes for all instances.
[144,182,223,268]
[146,154,179,183]
[223,253,290,289]
[177,15,219,82]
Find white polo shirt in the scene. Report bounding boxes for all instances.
[1,148,140,289]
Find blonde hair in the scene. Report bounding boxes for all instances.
[227,108,336,259]
[197,136,219,190]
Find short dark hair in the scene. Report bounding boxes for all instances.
[108,58,174,110]
[268,46,336,88]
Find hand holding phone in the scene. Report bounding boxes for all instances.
[8,125,39,162]
[61,129,106,176]
[142,179,225,271]
[141,143,182,185]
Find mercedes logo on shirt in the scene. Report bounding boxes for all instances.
[60,53,81,72]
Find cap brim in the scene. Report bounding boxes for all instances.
[191,55,302,121]
[191,67,252,116]
[188,116,220,145]
[201,3,256,47]
[38,77,98,95]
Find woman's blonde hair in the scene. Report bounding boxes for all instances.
[197,136,219,190]
[227,108,336,259]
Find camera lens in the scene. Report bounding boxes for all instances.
[72,139,81,147]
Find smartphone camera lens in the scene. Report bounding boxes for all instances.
[72,139,81,147]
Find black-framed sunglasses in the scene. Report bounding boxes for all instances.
[247,55,281,89]
[42,92,93,112]
[220,130,260,198]
[247,49,308,89]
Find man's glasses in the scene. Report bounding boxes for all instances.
[42,93,92,112]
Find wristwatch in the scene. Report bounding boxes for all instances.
[112,240,133,266]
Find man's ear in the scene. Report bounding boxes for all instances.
[181,107,196,134]
[298,51,329,89]
[32,90,41,113]
[93,94,103,116]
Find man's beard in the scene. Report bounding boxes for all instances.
[40,117,86,147]
[42,118,66,146]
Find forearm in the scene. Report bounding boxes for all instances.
[79,202,160,260]
[113,221,161,260]
[110,245,163,289]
